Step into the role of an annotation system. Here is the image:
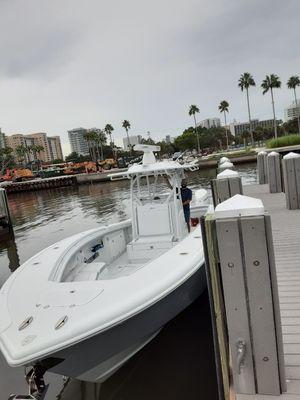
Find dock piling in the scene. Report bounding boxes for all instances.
[218,161,234,173]
[202,194,286,397]
[257,151,268,184]
[0,188,13,234]
[282,152,300,209]
[267,151,282,193]
[211,169,243,206]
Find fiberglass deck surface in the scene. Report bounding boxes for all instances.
[236,184,300,400]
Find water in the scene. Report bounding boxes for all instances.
[0,163,257,400]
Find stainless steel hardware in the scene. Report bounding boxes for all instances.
[18,317,33,331]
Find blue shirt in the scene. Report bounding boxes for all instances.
[181,187,192,209]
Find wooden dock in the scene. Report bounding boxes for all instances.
[235,184,300,399]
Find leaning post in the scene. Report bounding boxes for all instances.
[202,194,286,397]
[267,151,282,193]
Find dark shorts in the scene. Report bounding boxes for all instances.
[183,207,190,223]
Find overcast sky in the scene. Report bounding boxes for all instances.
[0,0,299,155]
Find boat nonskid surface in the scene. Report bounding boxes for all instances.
[0,224,205,367]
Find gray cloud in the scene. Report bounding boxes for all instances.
[0,0,299,154]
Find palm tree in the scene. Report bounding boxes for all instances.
[15,145,28,165]
[287,76,300,134]
[84,131,96,161]
[30,145,44,169]
[94,129,107,160]
[188,105,200,154]
[122,120,131,154]
[104,124,114,147]
[238,72,256,146]
[218,100,229,150]
[261,74,281,139]
[0,147,14,174]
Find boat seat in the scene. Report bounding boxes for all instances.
[73,262,106,282]
[127,235,174,262]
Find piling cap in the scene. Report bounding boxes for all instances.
[258,151,267,155]
[217,169,239,179]
[218,161,233,170]
[268,151,279,157]
[283,152,300,160]
[214,194,265,219]
[219,157,230,164]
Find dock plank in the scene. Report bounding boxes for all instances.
[283,335,300,344]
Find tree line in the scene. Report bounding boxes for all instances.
[189,73,300,152]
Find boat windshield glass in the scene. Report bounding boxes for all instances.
[132,174,173,204]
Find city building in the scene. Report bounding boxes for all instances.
[5,134,35,163]
[285,100,300,121]
[68,128,89,156]
[123,135,142,151]
[0,129,6,149]
[26,132,51,162]
[165,135,175,144]
[5,132,63,163]
[5,134,27,159]
[198,118,221,129]
[48,136,63,161]
[229,119,282,136]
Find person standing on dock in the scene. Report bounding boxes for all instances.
[180,179,192,232]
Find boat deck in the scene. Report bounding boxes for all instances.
[236,184,300,399]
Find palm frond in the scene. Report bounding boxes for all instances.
[287,76,300,90]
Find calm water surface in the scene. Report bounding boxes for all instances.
[0,163,256,400]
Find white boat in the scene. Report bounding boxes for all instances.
[0,145,209,395]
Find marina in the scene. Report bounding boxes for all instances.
[0,1,299,398]
[0,156,258,195]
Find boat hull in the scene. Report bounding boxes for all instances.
[42,263,207,382]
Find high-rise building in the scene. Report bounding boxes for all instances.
[26,132,51,162]
[198,118,221,129]
[285,100,300,121]
[229,119,282,136]
[48,136,63,161]
[0,129,6,149]
[123,135,142,151]
[5,134,26,153]
[5,132,63,163]
[68,128,89,156]
[5,134,33,163]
